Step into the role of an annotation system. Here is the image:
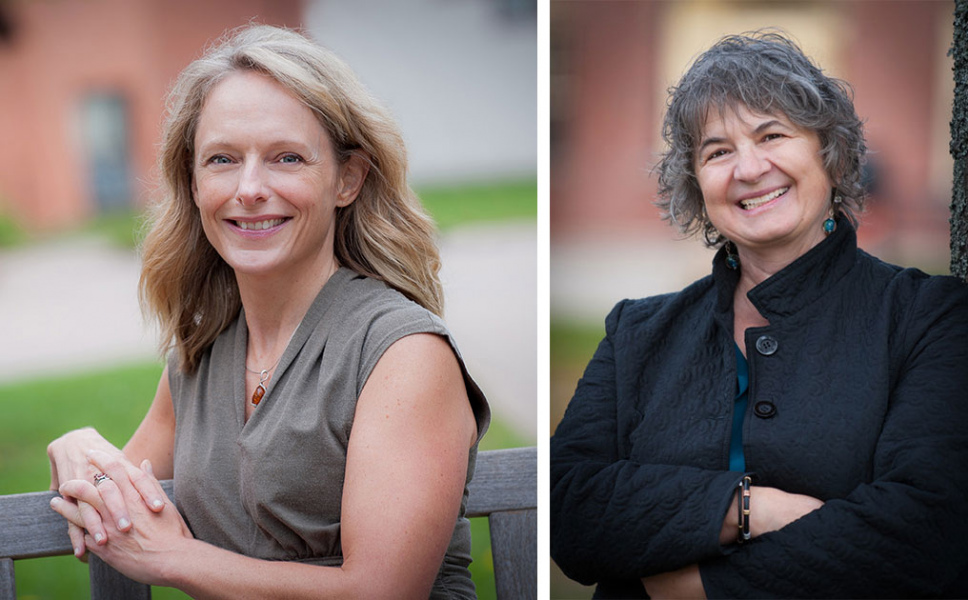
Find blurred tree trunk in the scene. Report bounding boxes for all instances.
[951,0,968,281]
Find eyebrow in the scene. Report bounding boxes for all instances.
[697,119,789,155]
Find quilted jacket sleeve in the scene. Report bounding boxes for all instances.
[699,278,968,598]
[550,300,743,586]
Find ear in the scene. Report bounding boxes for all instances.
[336,153,369,207]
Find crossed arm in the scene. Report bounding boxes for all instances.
[551,293,968,599]
[47,333,477,599]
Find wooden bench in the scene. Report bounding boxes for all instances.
[0,446,536,600]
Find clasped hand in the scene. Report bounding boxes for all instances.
[49,449,193,586]
[642,485,824,599]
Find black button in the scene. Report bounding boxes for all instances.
[755,335,778,356]
[754,401,777,419]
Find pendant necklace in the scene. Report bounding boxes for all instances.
[245,327,298,406]
[246,365,276,406]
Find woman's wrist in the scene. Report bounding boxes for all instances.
[719,485,741,545]
[737,476,751,543]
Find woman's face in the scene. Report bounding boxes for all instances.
[694,104,832,258]
[192,70,365,280]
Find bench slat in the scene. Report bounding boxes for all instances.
[490,509,537,600]
[0,448,536,597]
[91,555,151,600]
[0,490,73,559]
[1,557,15,600]
[466,446,537,517]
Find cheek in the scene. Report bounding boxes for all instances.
[193,176,234,211]
[695,169,726,204]
[277,174,335,207]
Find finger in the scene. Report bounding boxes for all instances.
[48,452,59,492]
[68,522,88,559]
[91,476,133,532]
[139,459,167,512]
[58,481,110,544]
[88,449,167,512]
[59,479,105,508]
[58,480,120,543]
[86,449,142,503]
[49,496,86,529]
[49,497,94,558]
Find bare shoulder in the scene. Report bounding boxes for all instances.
[356,332,475,447]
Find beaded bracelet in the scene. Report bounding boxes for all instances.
[737,475,752,543]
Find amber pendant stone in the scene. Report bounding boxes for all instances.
[251,384,266,406]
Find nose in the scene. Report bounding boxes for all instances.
[733,144,771,182]
[235,160,268,206]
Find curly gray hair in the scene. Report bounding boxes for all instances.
[655,31,867,246]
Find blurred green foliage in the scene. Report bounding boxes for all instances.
[418,178,537,231]
[80,209,147,249]
[0,361,530,600]
[550,319,604,366]
[0,210,29,247]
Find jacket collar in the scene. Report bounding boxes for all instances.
[713,214,857,320]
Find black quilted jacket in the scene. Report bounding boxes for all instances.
[551,219,968,598]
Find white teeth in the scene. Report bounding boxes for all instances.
[237,218,285,231]
[741,187,788,209]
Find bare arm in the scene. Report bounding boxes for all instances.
[54,334,478,599]
[122,365,176,478]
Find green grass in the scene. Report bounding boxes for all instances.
[416,178,536,231]
[0,210,29,248]
[1,361,530,600]
[80,209,148,249]
[550,319,605,366]
[550,318,605,426]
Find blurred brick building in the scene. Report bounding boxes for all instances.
[552,0,955,272]
[0,0,301,229]
[0,0,536,232]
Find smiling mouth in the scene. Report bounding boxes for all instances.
[740,187,789,210]
[233,218,287,231]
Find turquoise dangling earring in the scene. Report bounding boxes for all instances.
[823,195,841,235]
[725,241,739,270]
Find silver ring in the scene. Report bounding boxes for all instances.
[93,472,111,486]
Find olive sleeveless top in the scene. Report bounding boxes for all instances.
[168,268,490,598]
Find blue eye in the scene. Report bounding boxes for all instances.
[208,155,232,165]
[280,154,303,164]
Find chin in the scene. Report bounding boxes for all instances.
[220,251,282,276]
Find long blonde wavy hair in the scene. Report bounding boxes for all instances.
[140,24,443,374]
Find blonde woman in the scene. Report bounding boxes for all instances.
[47,24,489,599]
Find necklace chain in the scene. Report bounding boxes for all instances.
[246,325,299,406]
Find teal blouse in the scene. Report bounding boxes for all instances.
[730,345,749,472]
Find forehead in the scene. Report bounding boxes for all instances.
[698,103,793,136]
[195,71,327,146]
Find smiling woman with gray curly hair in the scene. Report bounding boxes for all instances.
[552,30,968,599]
[656,31,867,246]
